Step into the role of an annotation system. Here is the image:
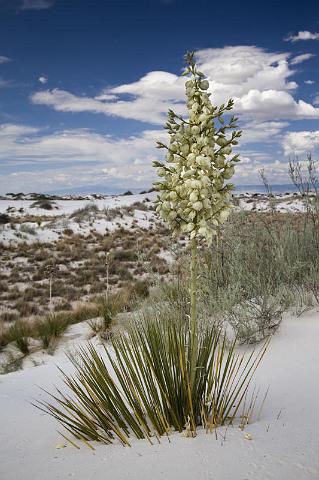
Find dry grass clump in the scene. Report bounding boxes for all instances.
[0,321,9,352]
[35,313,69,350]
[7,320,32,355]
[30,199,56,210]
[0,311,19,323]
[70,204,99,222]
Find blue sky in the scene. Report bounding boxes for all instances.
[0,0,319,194]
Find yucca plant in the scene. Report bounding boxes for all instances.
[37,316,267,445]
[37,52,267,444]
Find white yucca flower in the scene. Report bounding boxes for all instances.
[153,51,241,246]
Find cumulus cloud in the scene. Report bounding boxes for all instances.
[234,89,319,119]
[30,45,319,124]
[31,72,186,124]
[38,75,48,84]
[290,53,315,65]
[305,80,315,85]
[0,56,11,64]
[285,31,319,42]
[20,0,55,10]
[282,130,319,155]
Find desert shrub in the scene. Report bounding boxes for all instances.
[113,249,137,262]
[95,293,124,327]
[70,204,99,222]
[35,313,69,349]
[0,311,19,323]
[0,213,10,225]
[131,280,149,299]
[20,224,36,235]
[115,265,133,280]
[30,199,55,210]
[68,304,100,324]
[0,281,9,293]
[130,201,149,212]
[165,210,319,343]
[0,321,9,351]
[54,300,72,311]
[87,293,124,339]
[6,287,21,301]
[14,299,39,317]
[7,320,32,355]
[63,228,74,236]
[0,352,23,375]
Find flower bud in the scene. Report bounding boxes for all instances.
[189,191,198,202]
[223,166,235,179]
[220,146,232,155]
[193,201,203,211]
[200,80,209,90]
[216,137,228,147]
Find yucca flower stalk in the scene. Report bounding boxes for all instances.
[154,52,241,430]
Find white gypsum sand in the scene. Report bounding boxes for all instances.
[0,310,318,480]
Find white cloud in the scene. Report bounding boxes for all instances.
[0,122,295,193]
[305,80,315,85]
[30,45,319,123]
[285,31,319,42]
[240,121,289,144]
[20,0,55,10]
[0,124,40,137]
[31,76,186,124]
[282,130,319,155]
[290,53,315,65]
[0,56,11,64]
[38,75,48,84]
[0,123,166,164]
[234,89,319,119]
[0,124,168,193]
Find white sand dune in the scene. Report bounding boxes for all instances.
[0,311,318,480]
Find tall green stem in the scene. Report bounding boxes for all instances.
[189,236,198,426]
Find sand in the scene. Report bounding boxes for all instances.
[0,311,318,480]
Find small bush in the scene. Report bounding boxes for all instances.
[68,304,100,324]
[0,311,19,323]
[0,213,10,225]
[20,224,36,235]
[7,320,32,355]
[30,200,55,210]
[70,204,99,222]
[35,314,69,350]
[0,321,9,351]
[131,280,149,299]
[113,249,137,262]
